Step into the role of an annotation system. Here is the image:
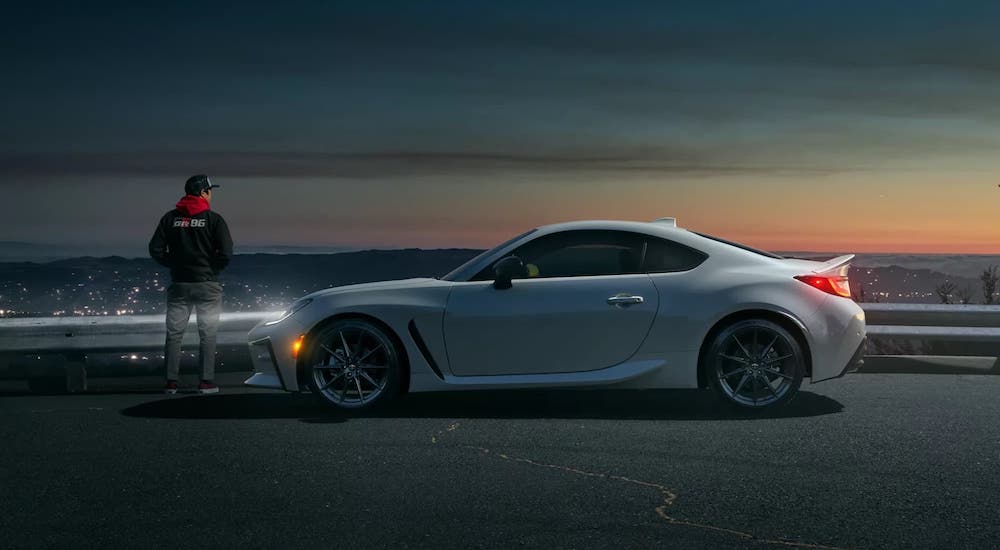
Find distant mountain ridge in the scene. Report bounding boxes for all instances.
[0,242,125,263]
[4,240,998,281]
[0,249,484,316]
[779,251,1000,280]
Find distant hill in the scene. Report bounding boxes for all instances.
[0,249,484,315]
[848,265,981,303]
[850,254,1000,281]
[5,240,998,281]
[0,241,375,262]
[0,242,125,263]
[779,251,1000,280]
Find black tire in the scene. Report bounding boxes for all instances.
[705,319,804,410]
[303,318,403,411]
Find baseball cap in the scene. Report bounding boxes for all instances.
[184,174,220,195]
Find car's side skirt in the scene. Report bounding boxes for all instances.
[406,352,700,392]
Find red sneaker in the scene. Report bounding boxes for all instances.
[164,380,178,395]
[198,381,219,394]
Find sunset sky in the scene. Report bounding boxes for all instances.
[3,1,1000,255]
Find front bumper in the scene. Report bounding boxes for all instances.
[245,337,286,390]
[244,316,307,391]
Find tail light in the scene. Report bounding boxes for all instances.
[795,275,852,298]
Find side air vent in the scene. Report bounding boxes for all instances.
[408,320,445,380]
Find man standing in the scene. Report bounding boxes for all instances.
[149,175,233,394]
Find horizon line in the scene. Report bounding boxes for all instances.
[4,246,1000,260]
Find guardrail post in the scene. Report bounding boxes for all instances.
[64,353,87,393]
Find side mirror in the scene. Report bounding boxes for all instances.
[493,256,527,290]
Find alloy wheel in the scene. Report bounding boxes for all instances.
[712,321,803,408]
[308,321,397,409]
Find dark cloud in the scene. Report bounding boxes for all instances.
[233,2,1000,77]
[0,150,849,181]
[5,1,1000,155]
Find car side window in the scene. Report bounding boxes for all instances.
[471,230,646,280]
[528,243,642,278]
[642,237,708,273]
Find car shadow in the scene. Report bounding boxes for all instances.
[120,388,843,422]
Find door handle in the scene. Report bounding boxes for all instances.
[607,294,644,307]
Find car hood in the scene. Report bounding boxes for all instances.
[302,277,447,300]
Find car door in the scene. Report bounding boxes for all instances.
[443,230,660,376]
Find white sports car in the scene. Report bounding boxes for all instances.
[245,218,866,410]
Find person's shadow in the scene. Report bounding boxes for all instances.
[120,388,843,422]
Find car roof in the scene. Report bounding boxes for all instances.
[529,219,712,249]
[533,219,685,236]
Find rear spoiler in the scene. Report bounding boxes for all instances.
[814,254,854,275]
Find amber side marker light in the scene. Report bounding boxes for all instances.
[292,335,305,358]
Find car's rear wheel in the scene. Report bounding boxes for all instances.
[706,319,804,410]
[304,318,402,410]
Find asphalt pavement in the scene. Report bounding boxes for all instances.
[1,373,998,549]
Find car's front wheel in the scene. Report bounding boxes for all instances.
[303,318,403,410]
[705,319,805,410]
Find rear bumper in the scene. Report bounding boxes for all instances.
[808,298,866,382]
[835,336,867,379]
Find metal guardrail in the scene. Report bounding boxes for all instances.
[862,303,1000,328]
[863,304,1000,344]
[0,312,278,392]
[0,304,996,391]
[0,311,278,354]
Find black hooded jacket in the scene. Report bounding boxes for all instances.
[148,195,233,283]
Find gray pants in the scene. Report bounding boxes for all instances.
[165,281,223,382]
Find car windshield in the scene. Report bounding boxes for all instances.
[691,231,784,259]
[441,229,538,281]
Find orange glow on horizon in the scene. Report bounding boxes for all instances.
[280,226,1000,255]
[234,175,1000,255]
